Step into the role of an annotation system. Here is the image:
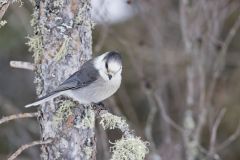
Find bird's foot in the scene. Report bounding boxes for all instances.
[91,102,107,114]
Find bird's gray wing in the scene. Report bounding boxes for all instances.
[53,59,99,92]
[33,60,99,103]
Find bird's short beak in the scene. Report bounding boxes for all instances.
[108,74,112,80]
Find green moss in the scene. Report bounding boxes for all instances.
[110,137,149,160]
[53,100,75,123]
[100,112,128,130]
[55,36,71,61]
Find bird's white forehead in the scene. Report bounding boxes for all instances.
[93,52,122,73]
[108,60,121,72]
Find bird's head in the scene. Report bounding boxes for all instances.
[95,51,122,81]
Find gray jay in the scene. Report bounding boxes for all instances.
[25,51,122,108]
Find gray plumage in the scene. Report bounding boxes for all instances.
[25,51,122,108]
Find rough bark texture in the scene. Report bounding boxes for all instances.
[30,0,95,159]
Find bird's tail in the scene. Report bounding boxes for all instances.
[24,92,63,108]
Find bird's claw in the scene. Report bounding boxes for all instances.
[91,102,107,114]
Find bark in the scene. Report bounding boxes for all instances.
[30,0,95,159]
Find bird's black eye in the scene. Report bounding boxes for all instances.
[105,62,108,70]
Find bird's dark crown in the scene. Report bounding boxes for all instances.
[104,51,122,65]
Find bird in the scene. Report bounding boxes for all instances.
[25,51,122,108]
[91,0,136,24]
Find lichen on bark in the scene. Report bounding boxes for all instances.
[28,0,96,159]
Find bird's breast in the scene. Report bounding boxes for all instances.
[70,74,121,104]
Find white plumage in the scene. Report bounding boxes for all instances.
[25,51,122,108]
[91,0,135,24]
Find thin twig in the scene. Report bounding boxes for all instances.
[0,112,38,125]
[10,61,35,70]
[220,14,240,59]
[154,93,184,133]
[208,108,226,156]
[8,139,53,160]
[144,91,158,150]
[216,123,240,152]
[208,14,240,100]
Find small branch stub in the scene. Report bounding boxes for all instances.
[10,61,35,70]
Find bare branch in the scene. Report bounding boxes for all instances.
[0,112,38,125]
[145,91,158,149]
[216,123,240,152]
[209,108,226,156]
[10,61,35,71]
[208,14,240,100]
[0,0,10,20]
[154,93,184,133]
[8,139,53,160]
[220,14,240,58]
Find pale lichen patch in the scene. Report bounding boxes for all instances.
[12,0,23,6]
[110,137,149,160]
[100,112,128,131]
[30,10,38,27]
[26,35,43,63]
[55,36,71,61]
[0,20,7,28]
[53,0,64,8]
[100,112,149,159]
[84,146,93,159]
[78,108,95,129]
[75,1,95,28]
[53,100,75,124]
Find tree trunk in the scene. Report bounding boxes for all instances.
[30,0,95,159]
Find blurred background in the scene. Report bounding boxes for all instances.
[0,0,240,159]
